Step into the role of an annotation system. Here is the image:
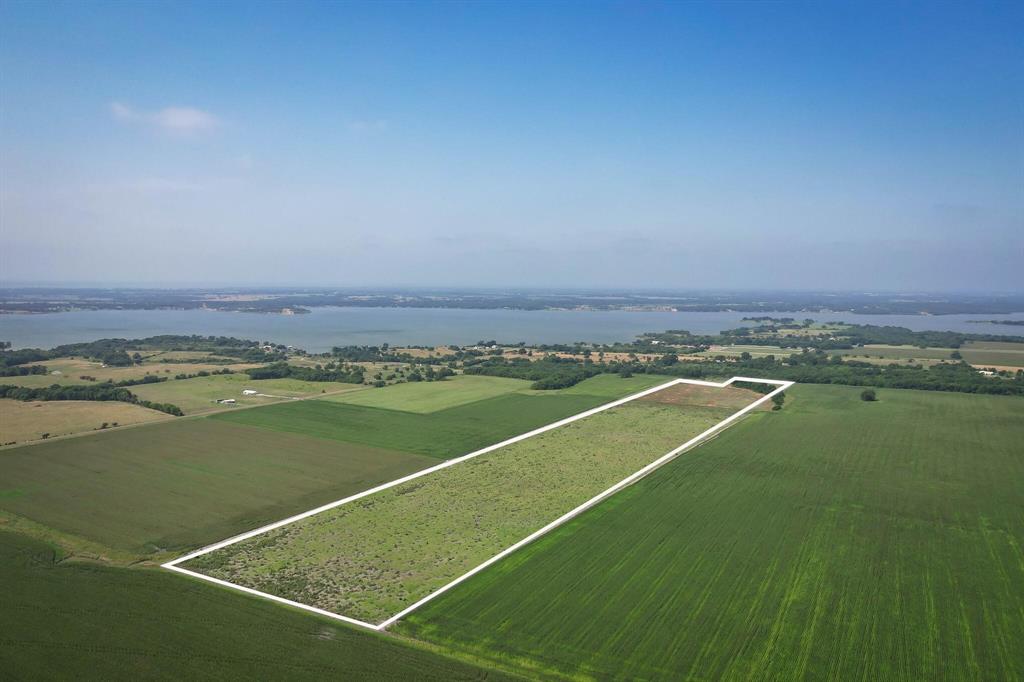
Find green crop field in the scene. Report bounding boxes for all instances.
[184,394,739,623]
[400,385,1024,681]
[130,372,368,414]
[0,419,433,556]
[213,379,654,460]
[0,531,511,681]
[960,340,1024,368]
[322,375,532,412]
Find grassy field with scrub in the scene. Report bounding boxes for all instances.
[0,398,172,445]
[184,386,757,623]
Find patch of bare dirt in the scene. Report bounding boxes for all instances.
[637,382,768,411]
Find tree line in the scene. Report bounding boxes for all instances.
[0,383,184,416]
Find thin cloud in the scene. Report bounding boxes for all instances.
[348,119,389,134]
[110,101,220,135]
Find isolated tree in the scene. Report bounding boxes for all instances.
[950,350,962,360]
[861,389,877,401]
[771,393,785,411]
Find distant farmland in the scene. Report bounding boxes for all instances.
[322,374,532,412]
[400,385,1024,680]
[213,374,672,460]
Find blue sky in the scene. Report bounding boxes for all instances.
[1,0,1021,291]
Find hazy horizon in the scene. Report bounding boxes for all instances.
[2,2,1022,291]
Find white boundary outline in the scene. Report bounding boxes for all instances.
[163,376,794,631]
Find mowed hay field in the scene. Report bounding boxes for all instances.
[960,340,1024,368]
[0,398,171,444]
[130,373,368,414]
[322,374,532,412]
[0,418,434,556]
[0,532,513,681]
[10,356,260,388]
[214,374,673,460]
[184,394,745,623]
[400,385,1024,681]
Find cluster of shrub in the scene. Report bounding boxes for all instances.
[0,364,49,377]
[403,365,455,383]
[248,362,366,383]
[173,368,235,380]
[0,383,184,416]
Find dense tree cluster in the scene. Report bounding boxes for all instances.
[647,356,1024,396]
[463,356,602,389]
[0,335,286,369]
[0,365,48,377]
[0,383,183,416]
[637,324,1024,353]
[247,362,365,383]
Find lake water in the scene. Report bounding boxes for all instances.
[2,307,1023,352]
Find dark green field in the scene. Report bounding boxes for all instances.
[400,385,1024,680]
[0,531,512,681]
[0,419,434,555]
[214,392,618,459]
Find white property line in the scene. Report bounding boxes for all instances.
[164,376,794,631]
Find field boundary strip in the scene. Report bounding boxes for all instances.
[163,376,794,631]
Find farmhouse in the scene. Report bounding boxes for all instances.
[242,389,258,395]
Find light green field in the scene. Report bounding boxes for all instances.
[0,419,433,556]
[402,385,1024,681]
[695,344,788,359]
[185,394,740,624]
[322,375,531,413]
[0,398,171,445]
[131,373,368,414]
